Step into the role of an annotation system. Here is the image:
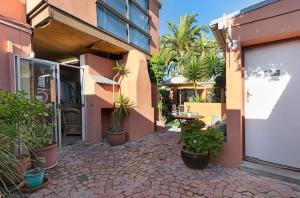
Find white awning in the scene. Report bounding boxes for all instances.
[92,75,119,85]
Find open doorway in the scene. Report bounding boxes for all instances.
[60,65,83,146]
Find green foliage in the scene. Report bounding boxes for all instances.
[157,99,166,121]
[180,120,205,132]
[149,55,166,85]
[182,122,224,156]
[192,94,205,103]
[0,91,53,150]
[201,51,225,81]
[160,13,208,75]
[167,119,181,128]
[108,95,133,134]
[183,57,202,94]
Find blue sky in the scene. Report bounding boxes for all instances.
[159,0,263,36]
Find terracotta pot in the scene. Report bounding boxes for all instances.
[156,120,166,133]
[181,147,210,170]
[19,155,30,176]
[106,132,126,146]
[35,144,57,170]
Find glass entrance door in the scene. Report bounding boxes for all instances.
[15,56,61,147]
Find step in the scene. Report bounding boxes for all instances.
[240,161,300,184]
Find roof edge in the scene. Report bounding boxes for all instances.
[209,0,280,26]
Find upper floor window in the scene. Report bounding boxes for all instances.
[97,0,150,52]
[135,0,148,10]
[97,6,128,41]
[102,0,126,16]
[129,1,149,33]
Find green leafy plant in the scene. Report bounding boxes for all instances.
[180,120,205,132]
[183,57,203,95]
[108,94,133,134]
[182,122,224,156]
[157,99,166,122]
[192,94,205,103]
[149,55,166,85]
[112,61,130,104]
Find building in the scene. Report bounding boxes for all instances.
[210,0,300,169]
[1,0,161,147]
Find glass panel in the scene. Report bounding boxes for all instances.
[97,5,128,41]
[129,27,149,51]
[129,1,148,32]
[102,0,126,16]
[17,58,58,143]
[135,0,148,10]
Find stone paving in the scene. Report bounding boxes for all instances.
[21,132,300,198]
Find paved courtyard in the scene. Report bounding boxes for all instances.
[24,132,300,198]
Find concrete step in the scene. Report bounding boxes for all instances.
[240,161,300,184]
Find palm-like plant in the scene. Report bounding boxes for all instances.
[183,57,203,95]
[160,13,208,75]
[112,61,130,104]
[202,51,225,80]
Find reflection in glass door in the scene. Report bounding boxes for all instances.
[15,57,61,147]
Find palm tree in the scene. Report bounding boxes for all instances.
[160,13,208,75]
[183,57,203,95]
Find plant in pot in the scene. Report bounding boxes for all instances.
[181,121,224,170]
[23,158,46,189]
[20,94,57,169]
[156,98,167,133]
[106,94,133,146]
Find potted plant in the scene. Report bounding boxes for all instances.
[106,95,132,146]
[156,99,166,133]
[23,166,45,189]
[181,120,224,169]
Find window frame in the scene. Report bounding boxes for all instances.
[96,0,151,52]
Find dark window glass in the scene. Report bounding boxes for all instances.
[102,0,126,16]
[129,2,148,33]
[129,27,149,51]
[97,6,128,41]
[135,0,148,10]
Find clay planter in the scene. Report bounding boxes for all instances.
[106,131,126,146]
[181,147,210,170]
[19,155,30,177]
[32,144,57,170]
[156,120,166,133]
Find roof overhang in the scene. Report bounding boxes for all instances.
[92,75,119,85]
[209,0,280,48]
[27,3,150,62]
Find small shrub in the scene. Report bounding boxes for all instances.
[182,126,224,156]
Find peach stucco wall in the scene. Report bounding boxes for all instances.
[184,103,226,125]
[0,0,31,91]
[149,0,160,55]
[83,53,118,144]
[83,51,154,144]
[121,50,155,141]
[218,0,300,166]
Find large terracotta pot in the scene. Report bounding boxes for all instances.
[181,147,210,170]
[106,132,126,146]
[36,144,57,170]
[156,120,166,133]
[19,155,30,176]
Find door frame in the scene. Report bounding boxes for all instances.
[14,55,87,148]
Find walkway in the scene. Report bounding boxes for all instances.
[25,132,300,198]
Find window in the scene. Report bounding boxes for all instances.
[97,6,128,41]
[96,1,150,52]
[129,27,149,51]
[102,0,126,16]
[135,0,148,10]
[129,1,149,33]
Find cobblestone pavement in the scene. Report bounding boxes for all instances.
[21,132,300,198]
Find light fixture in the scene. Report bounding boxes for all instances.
[30,51,35,58]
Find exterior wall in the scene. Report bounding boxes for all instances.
[121,50,155,140]
[184,103,226,125]
[218,0,300,166]
[149,0,160,55]
[1,0,27,23]
[83,53,118,144]
[0,0,31,91]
